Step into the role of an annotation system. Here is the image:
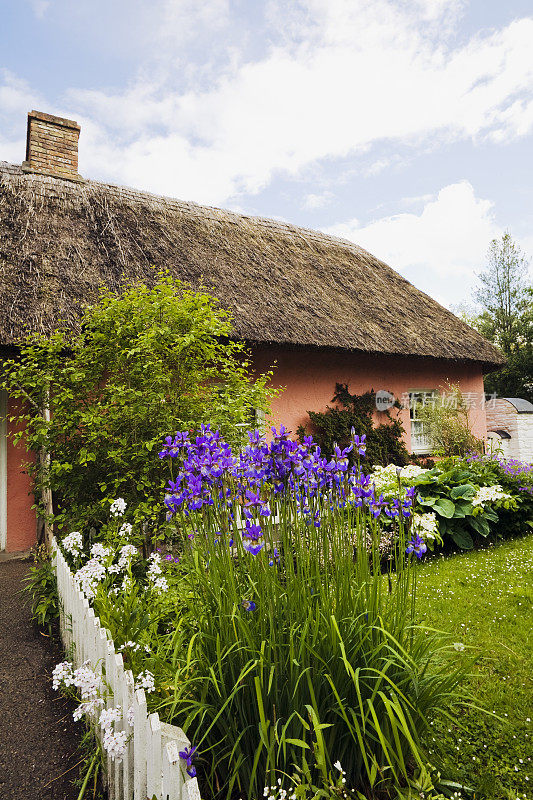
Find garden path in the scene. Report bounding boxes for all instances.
[0,559,81,799]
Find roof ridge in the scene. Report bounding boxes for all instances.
[0,159,372,258]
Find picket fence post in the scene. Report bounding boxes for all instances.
[53,537,203,800]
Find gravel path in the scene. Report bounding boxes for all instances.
[0,559,82,800]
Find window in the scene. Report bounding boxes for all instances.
[408,390,438,455]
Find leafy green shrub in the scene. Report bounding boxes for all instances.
[371,454,532,552]
[415,385,483,457]
[1,274,276,537]
[298,384,409,467]
[23,543,59,631]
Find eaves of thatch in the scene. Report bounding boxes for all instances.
[0,161,504,370]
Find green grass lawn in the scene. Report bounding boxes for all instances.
[415,534,533,800]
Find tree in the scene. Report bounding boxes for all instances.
[474,232,531,356]
[471,233,533,403]
[1,274,276,541]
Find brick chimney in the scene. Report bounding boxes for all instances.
[22,110,83,182]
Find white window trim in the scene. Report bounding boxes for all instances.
[408,389,438,455]
[0,391,7,551]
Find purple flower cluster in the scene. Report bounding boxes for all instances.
[159,425,413,548]
[467,450,533,494]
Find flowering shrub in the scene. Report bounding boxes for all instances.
[59,425,533,797]
[150,425,468,798]
[57,425,471,799]
[52,659,131,762]
[369,458,522,551]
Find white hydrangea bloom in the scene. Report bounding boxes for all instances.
[413,511,440,541]
[399,464,428,480]
[370,463,428,500]
[472,485,512,507]
[110,497,127,517]
[62,531,83,558]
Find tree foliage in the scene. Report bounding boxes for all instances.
[1,274,276,535]
[298,383,409,467]
[473,233,533,403]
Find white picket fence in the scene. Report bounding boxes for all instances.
[52,539,201,800]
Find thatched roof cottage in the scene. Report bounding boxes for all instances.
[0,111,503,552]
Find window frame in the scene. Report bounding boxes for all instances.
[408,389,438,455]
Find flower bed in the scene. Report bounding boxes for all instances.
[57,425,478,800]
[370,453,532,552]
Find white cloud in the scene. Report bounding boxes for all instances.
[325,181,500,305]
[303,191,334,209]
[2,0,533,208]
[58,0,533,204]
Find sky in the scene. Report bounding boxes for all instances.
[1,0,532,308]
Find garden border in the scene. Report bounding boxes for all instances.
[53,538,201,800]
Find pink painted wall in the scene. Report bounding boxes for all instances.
[6,397,37,552]
[251,345,488,449]
[2,346,488,551]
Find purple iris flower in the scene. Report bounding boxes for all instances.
[406,535,427,558]
[178,745,198,777]
[243,542,264,556]
[243,520,263,541]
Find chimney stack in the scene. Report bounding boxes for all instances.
[22,110,83,182]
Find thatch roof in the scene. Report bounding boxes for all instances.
[0,161,503,368]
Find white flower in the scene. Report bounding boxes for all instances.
[99,706,123,728]
[110,497,127,517]
[413,512,440,541]
[62,531,83,558]
[151,576,169,594]
[472,485,512,507]
[118,544,138,569]
[72,662,101,700]
[90,543,111,560]
[103,727,128,761]
[334,760,343,771]
[52,660,74,690]
[118,640,140,653]
[147,552,169,594]
[119,522,133,537]
[73,698,103,721]
[135,670,155,694]
[453,642,465,652]
[74,558,107,599]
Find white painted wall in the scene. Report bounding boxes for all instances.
[516,415,533,463]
